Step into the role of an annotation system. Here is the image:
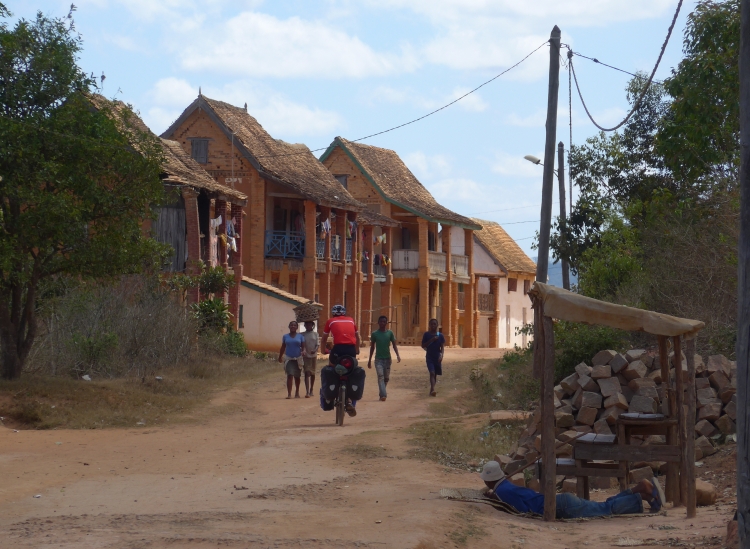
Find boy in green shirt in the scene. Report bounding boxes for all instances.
[367,315,401,401]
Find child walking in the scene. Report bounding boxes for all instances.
[421,318,445,397]
[278,320,305,399]
[302,321,319,397]
[367,315,400,401]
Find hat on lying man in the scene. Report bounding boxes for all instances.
[480,461,506,482]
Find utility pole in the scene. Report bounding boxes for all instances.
[536,26,561,284]
[557,142,570,290]
[737,0,749,545]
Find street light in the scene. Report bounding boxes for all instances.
[524,149,570,290]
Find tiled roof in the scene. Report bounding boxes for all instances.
[162,96,363,212]
[472,218,536,275]
[321,137,481,229]
[241,277,322,306]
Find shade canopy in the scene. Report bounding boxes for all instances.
[529,282,704,339]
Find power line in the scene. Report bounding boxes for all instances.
[569,50,664,84]
[568,0,683,132]
[255,40,550,159]
[469,201,559,216]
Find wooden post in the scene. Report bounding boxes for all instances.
[737,0,750,543]
[556,141,570,290]
[535,25,561,284]
[673,335,686,507]
[659,335,679,504]
[685,338,697,518]
[541,314,557,521]
[533,300,542,379]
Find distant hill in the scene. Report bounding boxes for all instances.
[532,256,578,288]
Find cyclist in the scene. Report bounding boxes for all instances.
[320,305,361,416]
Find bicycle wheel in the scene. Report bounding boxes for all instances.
[335,384,346,426]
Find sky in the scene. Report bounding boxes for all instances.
[11,0,695,275]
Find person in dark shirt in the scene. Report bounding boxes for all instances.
[479,461,664,519]
[421,318,445,397]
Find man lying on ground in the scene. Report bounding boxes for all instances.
[479,461,665,519]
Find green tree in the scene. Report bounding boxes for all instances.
[0,8,166,379]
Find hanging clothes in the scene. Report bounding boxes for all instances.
[209,215,222,266]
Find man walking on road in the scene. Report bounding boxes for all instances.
[367,315,400,401]
[421,318,445,397]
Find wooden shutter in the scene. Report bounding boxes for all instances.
[508,278,518,292]
[191,139,208,163]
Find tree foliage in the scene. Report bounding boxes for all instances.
[0,9,166,379]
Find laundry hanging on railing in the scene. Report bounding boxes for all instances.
[209,215,222,266]
[319,218,331,239]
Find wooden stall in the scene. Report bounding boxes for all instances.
[529,282,704,521]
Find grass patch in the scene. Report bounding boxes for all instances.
[343,443,390,459]
[0,354,278,430]
[447,510,487,546]
[409,418,525,471]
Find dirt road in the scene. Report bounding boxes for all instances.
[0,347,734,548]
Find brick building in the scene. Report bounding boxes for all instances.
[160,95,397,341]
[320,137,482,347]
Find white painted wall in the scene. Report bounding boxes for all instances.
[239,282,317,352]
[449,226,466,256]
[498,275,534,349]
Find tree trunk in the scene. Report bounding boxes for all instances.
[0,323,24,380]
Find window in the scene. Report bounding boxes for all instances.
[239,305,244,329]
[191,139,209,164]
[523,279,531,295]
[508,278,518,292]
[335,175,348,189]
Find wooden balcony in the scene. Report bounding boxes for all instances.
[265,230,304,259]
[478,293,495,313]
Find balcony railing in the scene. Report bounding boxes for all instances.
[373,264,387,278]
[478,293,494,312]
[265,231,304,259]
[451,255,469,277]
[457,291,465,311]
[316,238,325,259]
[345,238,353,263]
[428,251,446,273]
[393,249,419,270]
[331,235,341,262]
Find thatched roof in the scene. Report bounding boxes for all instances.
[356,208,400,228]
[472,218,536,275]
[89,94,246,204]
[161,139,247,204]
[162,96,363,212]
[320,137,481,230]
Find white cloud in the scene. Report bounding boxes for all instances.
[428,177,483,202]
[142,77,344,137]
[491,151,546,178]
[178,11,417,78]
[403,151,452,180]
[367,86,487,112]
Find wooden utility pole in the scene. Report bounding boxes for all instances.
[536,26,561,284]
[738,0,750,545]
[557,141,570,290]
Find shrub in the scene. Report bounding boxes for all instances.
[191,298,232,333]
[553,320,628,382]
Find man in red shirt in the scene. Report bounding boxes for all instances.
[320,304,361,361]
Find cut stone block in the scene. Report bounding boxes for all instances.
[558,430,579,443]
[507,459,526,473]
[572,387,583,410]
[560,398,573,408]
[554,394,562,408]
[629,466,654,483]
[604,393,628,410]
[694,447,703,461]
[555,410,575,428]
[706,355,731,377]
[696,395,721,409]
[695,377,711,391]
[561,478,577,493]
[576,406,598,426]
[555,443,573,457]
[629,395,657,414]
[636,386,658,400]
[509,473,526,487]
[695,419,718,438]
[575,362,593,377]
[621,386,635,403]
[695,435,717,457]
[593,418,612,435]
[591,364,612,379]
[592,349,617,366]
[571,425,592,434]
[715,414,736,435]
[617,373,629,386]
[495,454,513,468]
[560,372,580,394]
[720,387,737,404]
[696,479,717,506]
[609,353,629,373]
[525,450,540,464]
[628,378,656,392]
[626,349,646,363]
[641,354,655,369]
[644,435,666,445]
[580,391,603,409]
[647,370,662,383]
[694,355,705,375]
[725,400,737,421]
[597,377,622,398]
[591,477,613,490]
[578,374,599,392]
[558,404,574,415]
[600,406,623,425]
[527,479,540,492]
[515,446,528,458]
[696,387,718,401]
[554,385,565,400]
[623,360,647,381]
[697,402,722,422]
[709,371,731,393]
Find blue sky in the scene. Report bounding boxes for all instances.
[12,0,693,270]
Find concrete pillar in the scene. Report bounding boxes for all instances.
[381,226,394,332]
[441,226,453,345]
[248,172,266,281]
[463,228,476,348]
[302,200,317,301]
[182,188,201,305]
[319,206,332,332]
[489,277,500,348]
[417,217,429,333]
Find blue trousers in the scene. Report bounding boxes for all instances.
[555,490,642,519]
